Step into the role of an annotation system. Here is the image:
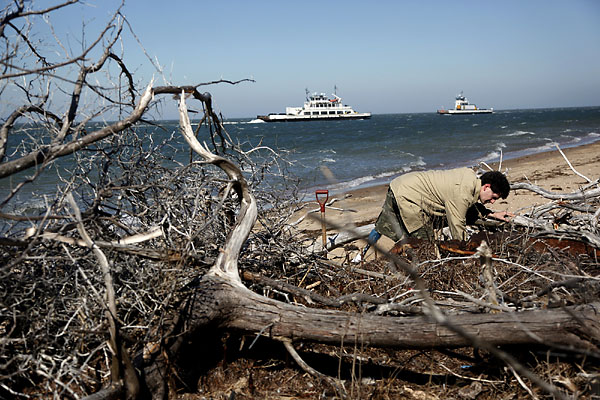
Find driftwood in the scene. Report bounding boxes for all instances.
[134,94,600,399]
[186,276,600,349]
[1,4,599,397]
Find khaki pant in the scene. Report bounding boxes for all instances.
[374,188,433,242]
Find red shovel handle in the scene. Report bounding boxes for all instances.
[315,190,329,213]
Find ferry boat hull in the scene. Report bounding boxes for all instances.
[257,113,371,122]
[437,92,493,115]
[257,89,371,122]
[437,109,493,115]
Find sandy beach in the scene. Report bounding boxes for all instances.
[297,140,600,258]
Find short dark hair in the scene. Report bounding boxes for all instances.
[480,171,510,199]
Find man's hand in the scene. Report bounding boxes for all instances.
[488,210,515,222]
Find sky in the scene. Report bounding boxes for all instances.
[38,0,600,118]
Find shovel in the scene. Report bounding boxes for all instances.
[315,190,329,248]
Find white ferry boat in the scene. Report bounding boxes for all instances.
[437,92,493,115]
[257,89,371,122]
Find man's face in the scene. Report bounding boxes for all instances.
[480,183,501,204]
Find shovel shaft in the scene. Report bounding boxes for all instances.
[321,211,327,247]
[315,190,329,248]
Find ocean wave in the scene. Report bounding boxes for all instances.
[412,156,426,167]
[321,158,336,163]
[480,151,501,162]
[388,157,426,175]
[375,170,401,179]
[506,130,535,136]
[588,132,600,137]
[522,141,560,155]
[324,157,429,194]
[332,175,378,190]
[559,133,579,142]
[247,119,265,124]
[2,197,47,216]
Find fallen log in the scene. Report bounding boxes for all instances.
[189,274,600,351]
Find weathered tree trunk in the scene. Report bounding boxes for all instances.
[191,275,600,350]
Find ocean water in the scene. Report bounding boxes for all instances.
[1,107,599,207]
[228,107,600,195]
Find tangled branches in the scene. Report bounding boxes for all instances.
[1,2,599,400]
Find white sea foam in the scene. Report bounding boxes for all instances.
[375,170,400,179]
[336,175,377,189]
[326,156,428,193]
[506,130,535,137]
[559,133,579,143]
[588,132,600,137]
[247,119,265,124]
[481,151,501,162]
[413,156,426,167]
[322,158,336,163]
[521,141,560,155]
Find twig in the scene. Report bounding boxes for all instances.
[509,365,539,399]
[66,193,140,396]
[555,144,591,183]
[438,361,503,384]
[477,241,500,311]
[282,339,347,399]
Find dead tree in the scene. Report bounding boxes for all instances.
[1,2,599,399]
[131,94,600,399]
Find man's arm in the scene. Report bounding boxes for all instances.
[487,210,515,221]
[445,199,470,240]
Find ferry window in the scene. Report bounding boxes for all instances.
[321,111,327,115]
[337,111,342,114]
[304,112,310,115]
[329,111,335,115]
[312,112,318,115]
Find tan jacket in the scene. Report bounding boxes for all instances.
[389,167,481,240]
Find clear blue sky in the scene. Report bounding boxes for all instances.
[49,0,600,118]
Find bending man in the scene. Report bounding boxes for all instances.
[360,168,512,258]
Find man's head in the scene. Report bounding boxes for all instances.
[479,171,510,204]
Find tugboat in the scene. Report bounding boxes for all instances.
[437,92,493,114]
[257,88,371,122]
